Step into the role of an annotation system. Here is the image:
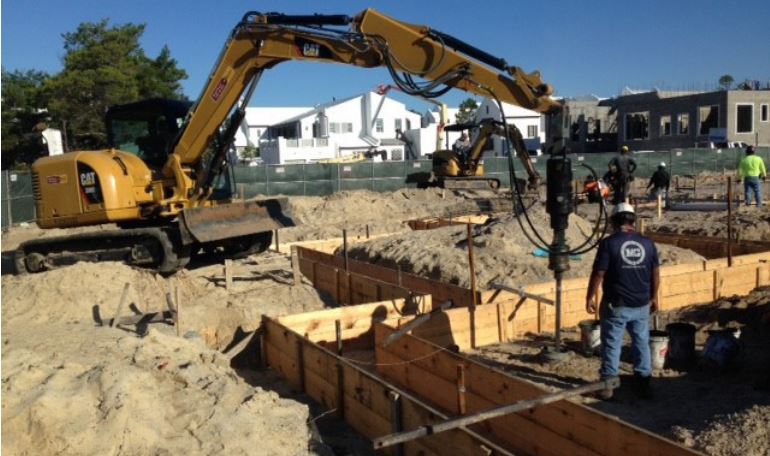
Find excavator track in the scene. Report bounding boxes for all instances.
[440,176,502,191]
[14,227,190,276]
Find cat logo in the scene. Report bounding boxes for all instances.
[80,171,97,187]
[302,43,321,57]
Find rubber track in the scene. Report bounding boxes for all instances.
[14,227,189,276]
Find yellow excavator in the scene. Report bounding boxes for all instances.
[17,8,560,274]
[431,117,541,191]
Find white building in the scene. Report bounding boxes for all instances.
[474,99,545,155]
[259,92,422,164]
[234,107,311,153]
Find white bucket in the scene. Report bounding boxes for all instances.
[649,330,669,370]
[578,320,601,355]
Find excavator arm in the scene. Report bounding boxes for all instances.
[166,9,559,204]
[465,119,541,189]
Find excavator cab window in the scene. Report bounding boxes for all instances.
[106,98,192,170]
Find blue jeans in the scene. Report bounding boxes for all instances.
[744,177,762,206]
[600,303,651,378]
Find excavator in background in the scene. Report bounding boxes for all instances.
[16,8,560,274]
[430,117,541,191]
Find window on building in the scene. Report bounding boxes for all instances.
[375,119,384,133]
[329,123,339,134]
[698,105,719,136]
[677,114,689,135]
[343,123,353,133]
[624,112,649,140]
[395,118,402,131]
[527,125,538,138]
[406,119,412,130]
[660,115,671,136]
[736,104,753,133]
[761,104,769,122]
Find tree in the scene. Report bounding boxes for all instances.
[1,69,52,169]
[455,98,479,124]
[44,20,188,150]
[718,74,734,90]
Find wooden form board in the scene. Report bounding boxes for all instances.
[297,238,770,346]
[374,323,698,456]
[645,231,770,259]
[406,214,490,231]
[297,246,475,307]
[262,315,515,456]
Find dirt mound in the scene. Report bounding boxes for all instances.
[1,326,312,455]
[283,188,484,241]
[347,204,705,289]
[647,206,770,241]
[1,255,332,455]
[677,405,770,456]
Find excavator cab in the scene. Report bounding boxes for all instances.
[106,98,191,170]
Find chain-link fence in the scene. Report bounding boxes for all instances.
[3,146,768,228]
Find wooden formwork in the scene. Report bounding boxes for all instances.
[260,233,770,455]
[644,231,770,259]
[262,299,516,456]
[262,299,696,455]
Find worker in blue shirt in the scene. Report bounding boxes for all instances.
[586,203,660,400]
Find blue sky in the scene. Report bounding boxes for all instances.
[3,0,769,112]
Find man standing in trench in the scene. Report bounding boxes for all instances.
[586,203,660,399]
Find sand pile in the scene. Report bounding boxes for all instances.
[676,405,770,456]
[1,258,331,455]
[1,326,312,455]
[283,188,484,241]
[647,206,770,241]
[346,204,705,289]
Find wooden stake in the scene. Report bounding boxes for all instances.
[238,183,245,201]
[274,229,279,253]
[466,224,477,309]
[388,391,404,456]
[365,224,370,239]
[342,229,349,272]
[335,319,343,355]
[657,193,662,219]
[291,246,301,287]
[727,176,733,267]
[336,363,345,419]
[111,283,131,328]
[175,285,181,337]
[225,259,233,291]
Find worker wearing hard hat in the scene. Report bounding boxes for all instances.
[586,203,660,400]
[646,162,670,201]
[608,146,637,203]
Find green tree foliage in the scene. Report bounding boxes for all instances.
[43,19,188,150]
[455,98,479,124]
[718,74,734,90]
[1,69,52,169]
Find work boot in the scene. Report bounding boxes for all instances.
[596,376,617,400]
[635,374,653,400]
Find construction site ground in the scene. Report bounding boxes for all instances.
[2,186,769,455]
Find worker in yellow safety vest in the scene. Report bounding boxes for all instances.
[737,146,767,206]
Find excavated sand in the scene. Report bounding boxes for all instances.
[346,204,705,289]
[1,259,328,455]
[282,188,484,241]
[647,206,770,241]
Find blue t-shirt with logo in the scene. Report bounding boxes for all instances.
[593,230,659,308]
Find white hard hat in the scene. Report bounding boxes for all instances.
[612,202,635,216]
[659,162,666,167]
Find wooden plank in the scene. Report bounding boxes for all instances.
[374,323,696,456]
